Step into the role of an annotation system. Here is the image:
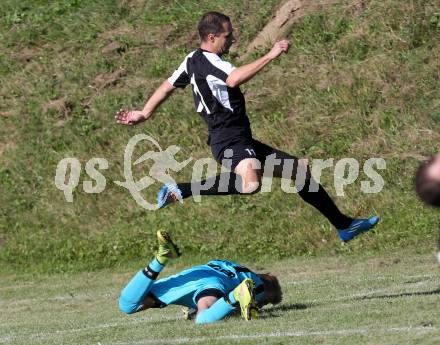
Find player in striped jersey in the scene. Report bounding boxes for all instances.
[116,12,379,242]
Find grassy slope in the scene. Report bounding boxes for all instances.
[0,0,440,271]
[1,253,439,344]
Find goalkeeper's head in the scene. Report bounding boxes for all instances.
[257,273,283,307]
[415,155,440,207]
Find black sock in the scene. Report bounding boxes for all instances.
[176,173,352,229]
[177,173,243,198]
[298,179,353,229]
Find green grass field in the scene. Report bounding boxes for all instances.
[1,253,439,345]
[1,0,439,271]
[1,0,439,343]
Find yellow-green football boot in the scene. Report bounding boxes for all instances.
[156,230,181,265]
[233,278,258,320]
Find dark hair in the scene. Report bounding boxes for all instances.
[198,12,230,41]
[257,273,283,306]
[415,157,440,207]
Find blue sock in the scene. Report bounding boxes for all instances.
[228,290,237,304]
[195,296,236,324]
[119,257,164,314]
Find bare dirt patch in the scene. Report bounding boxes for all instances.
[92,68,126,91]
[241,0,341,60]
[98,24,178,51]
[346,0,370,17]
[115,0,145,8]
[0,111,12,118]
[42,98,73,118]
[15,47,40,63]
[0,142,17,157]
[102,41,124,55]
[98,26,134,40]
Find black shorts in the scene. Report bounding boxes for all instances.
[211,138,283,171]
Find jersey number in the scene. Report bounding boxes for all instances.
[207,263,236,278]
[245,148,256,156]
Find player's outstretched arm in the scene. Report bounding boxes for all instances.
[115,80,176,126]
[226,40,290,88]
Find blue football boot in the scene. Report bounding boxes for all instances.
[157,183,183,209]
[338,216,379,242]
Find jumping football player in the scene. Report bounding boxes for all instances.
[118,231,282,324]
[116,12,379,242]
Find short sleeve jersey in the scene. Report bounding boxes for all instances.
[168,49,253,146]
[203,259,264,293]
[149,259,264,309]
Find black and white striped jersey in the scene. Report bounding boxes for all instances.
[168,48,252,146]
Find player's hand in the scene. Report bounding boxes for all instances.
[267,40,290,60]
[115,109,148,125]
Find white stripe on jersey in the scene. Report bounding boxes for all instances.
[202,52,236,75]
[190,74,211,114]
[206,74,233,111]
[168,51,195,85]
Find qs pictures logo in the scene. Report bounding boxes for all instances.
[54,134,192,210]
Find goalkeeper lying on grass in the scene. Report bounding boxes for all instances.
[119,231,282,324]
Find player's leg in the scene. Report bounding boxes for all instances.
[266,146,353,229]
[119,231,180,314]
[233,158,261,194]
[157,141,261,208]
[257,141,379,241]
[194,295,225,324]
[195,278,258,324]
[157,173,243,208]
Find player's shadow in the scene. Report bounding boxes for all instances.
[269,302,311,311]
[257,288,440,320]
[352,287,440,301]
[259,302,313,319]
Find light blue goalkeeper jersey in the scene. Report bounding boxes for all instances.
[150,260,264,309]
